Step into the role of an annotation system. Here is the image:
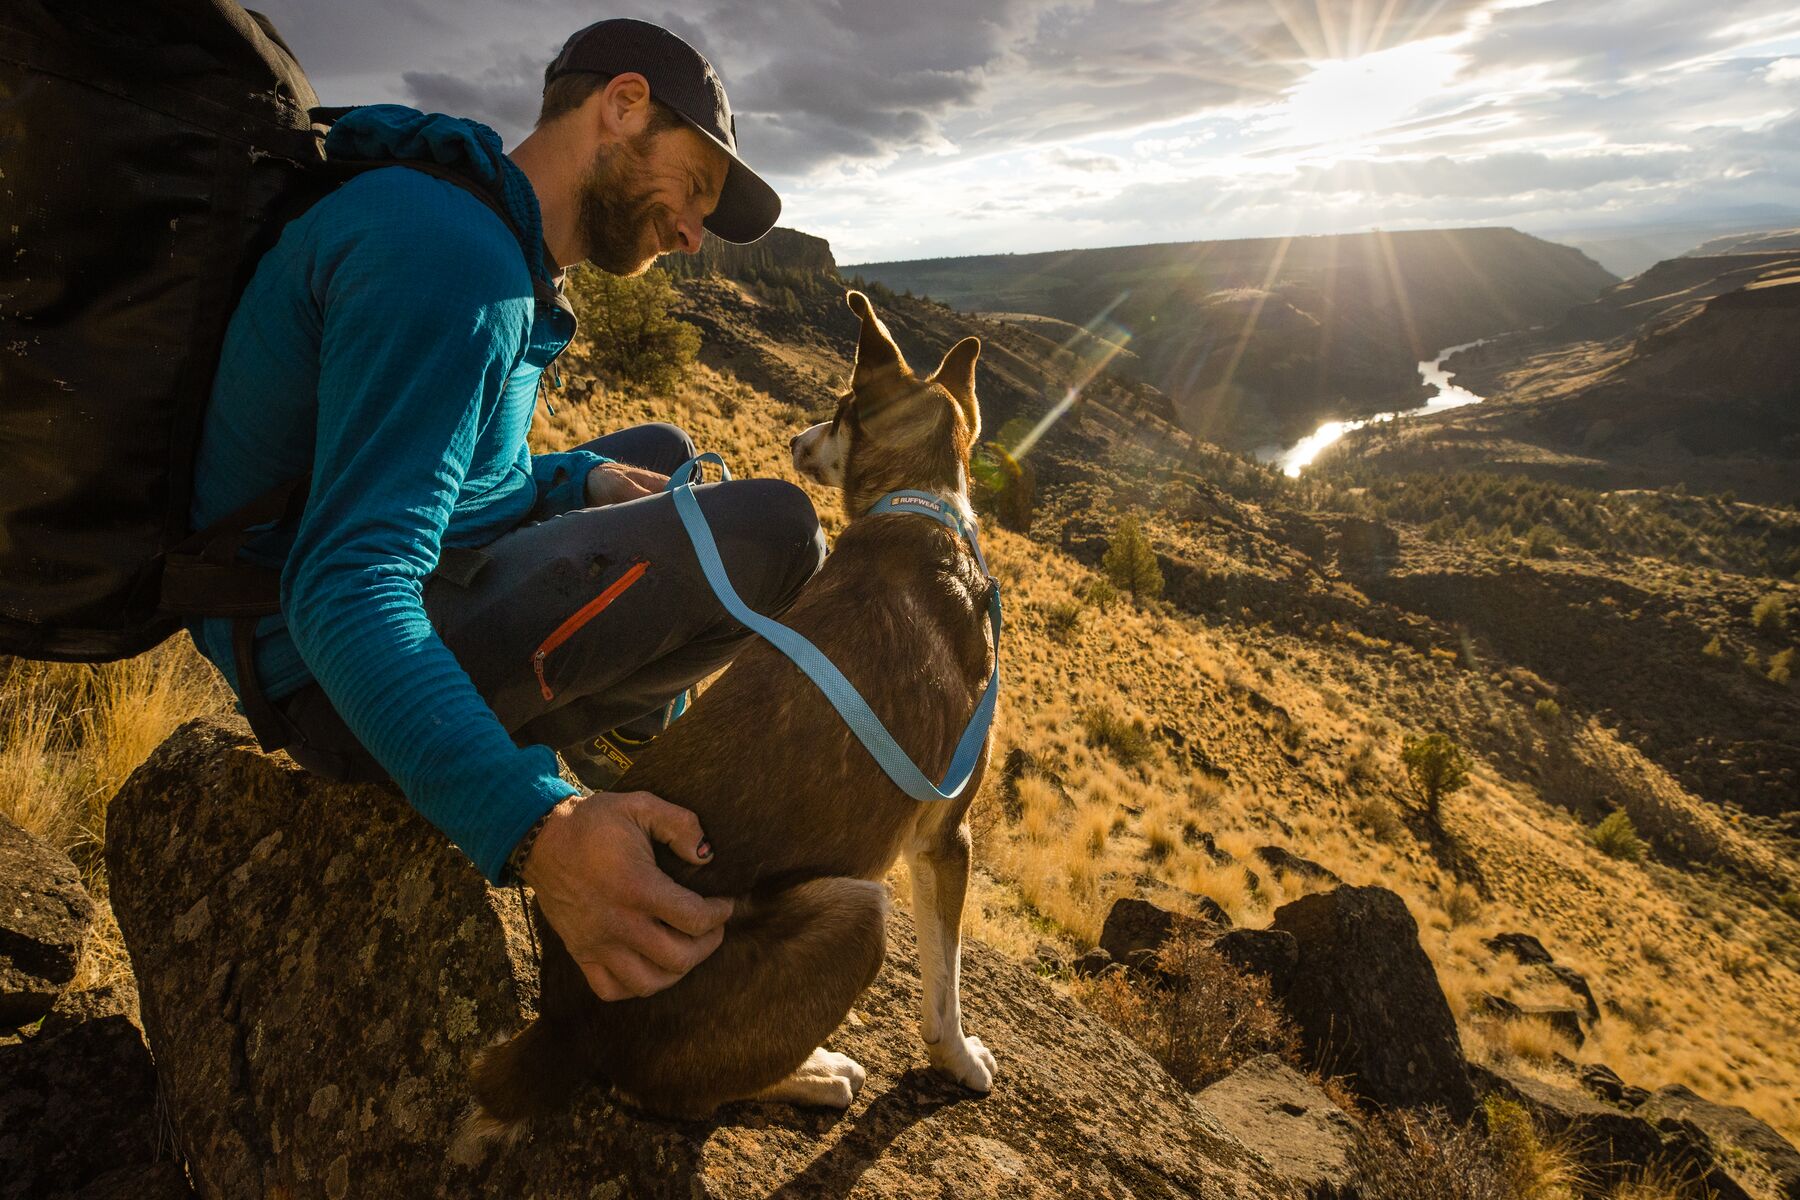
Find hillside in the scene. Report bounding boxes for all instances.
[851,228,1616,452]
[5,227,1799,1192]
[1328,250,1800,502]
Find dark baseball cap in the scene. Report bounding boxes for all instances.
[546,18,780,244]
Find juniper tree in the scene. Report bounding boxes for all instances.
[1103,511,1164,600]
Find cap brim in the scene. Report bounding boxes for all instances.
[680,117,781,244]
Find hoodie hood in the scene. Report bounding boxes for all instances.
[322,105,554,287]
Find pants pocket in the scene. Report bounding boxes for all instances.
[531,558,649,702]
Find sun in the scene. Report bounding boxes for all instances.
[1280,38,1468,144]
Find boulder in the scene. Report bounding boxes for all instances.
[1578,1063,1628,1104]
[1097,895,1226,974]
[0,1014,172,1199]
[1544,963,1600,1023]
[1071,948,1117,979]
[106,721,1285,1199]
[1470,1066,1752,1199]
[1251,846,1340,886]
[1270,886,1474,1119]
[1482,931,1553,966]
[1182,828,1236,867]
[1196,1055,1357,1194]
[0,814,95,1027]
[1647,1084,1800,1200]
[1518,1004,1586,1048]
[1208,929,1299,995]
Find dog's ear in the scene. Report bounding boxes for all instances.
[847,290,908,396]
[932,336,982,440]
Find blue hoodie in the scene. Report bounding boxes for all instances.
[188,106,605,882]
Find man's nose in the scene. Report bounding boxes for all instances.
[675,211,703,254]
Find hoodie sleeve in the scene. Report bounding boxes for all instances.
[528,447,611,518]
[282,172,578,883]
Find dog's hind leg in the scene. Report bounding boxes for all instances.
[906,817,996,1093]
[603,875,888,1118]
[754,1045,868,1108]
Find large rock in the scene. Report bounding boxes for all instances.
[1196,1055,1356,1194]
[1270,885,1474,1119]
[0,1014,175,1199]
[106,721,1283,1199]
[1647,1084,1800,1200]
[1471,1067,1754,1199]
[0,814,95,1027]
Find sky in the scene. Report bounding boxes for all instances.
[258,0,1800,265]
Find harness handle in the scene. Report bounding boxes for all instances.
[665,454,1002,802]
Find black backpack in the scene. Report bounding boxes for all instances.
[0,0,544,665]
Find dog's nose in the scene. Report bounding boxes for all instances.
[789,433,803,450]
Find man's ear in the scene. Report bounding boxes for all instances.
[597,72,653,139]
[847,290,908,396]
[932,336,981,439]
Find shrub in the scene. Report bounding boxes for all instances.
[1444,882,1483,928]
[565,266,700,394]
[1534,698,1562,723]
[1752,593,1788,635]
[1081,705,1155,767]
[1083,577,1120,612]
[1483,1097,1582,1200]
[1350,796,1405,843]
[1769,647,1794,686]
[1073,931,1299,1090]
[1524,524,1559,558]
[1702,635,1724,658]
[1341,1108,1515,1200]
[1043,601,1083,644]
[1102,511,1164,600]
[1401,733,1471,820]
[1591,810,1645,861]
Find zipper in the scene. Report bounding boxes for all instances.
[532,560,649,701]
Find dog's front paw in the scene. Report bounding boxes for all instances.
[927,1033,996,1093]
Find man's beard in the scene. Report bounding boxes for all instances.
[576,137,669,276]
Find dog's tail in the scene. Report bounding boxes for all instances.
[452,1018,584,1161]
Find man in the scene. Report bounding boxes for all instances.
[186,20,821,1003]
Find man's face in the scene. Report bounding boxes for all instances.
[577,123,728,276]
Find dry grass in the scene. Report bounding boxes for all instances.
[1,641,227,883]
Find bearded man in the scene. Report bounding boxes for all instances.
[186,20,816,1004]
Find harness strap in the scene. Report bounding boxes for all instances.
[666,454,1002,803]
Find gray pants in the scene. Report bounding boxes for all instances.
[282,423,825,783]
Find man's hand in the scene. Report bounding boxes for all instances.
[585,462,669,507]
[521,791,733,1001]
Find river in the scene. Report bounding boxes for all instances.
[1258,339,1489,477]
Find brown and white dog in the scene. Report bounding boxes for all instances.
[464,290,998,1134]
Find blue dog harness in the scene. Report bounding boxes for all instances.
[666,453,1002,802]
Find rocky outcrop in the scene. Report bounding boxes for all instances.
[1647,1084,1800,1200]
[0,1012,178,1199]
[1270,886,1474,1119]
[1197,1055,1356,1195]
[0,814,94,1026]
[106,721,1284,1199]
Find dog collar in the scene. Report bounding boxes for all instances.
[866,489,991,579]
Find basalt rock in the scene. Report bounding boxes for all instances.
[0,814,94,1027]
[1271,885,1474,1119]
[1647,1084,1800,1200]
[106,720,1284,1199]
[1197,1055,1356,1194]
[1483,931,1554,966]
[1208,929,1299,995]
[1251,846,1340,886]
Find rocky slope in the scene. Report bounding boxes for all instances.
[851,228,1616,451]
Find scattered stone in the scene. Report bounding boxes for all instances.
[1544,963,1601,1022]
[1209,928,1299,995]
[1472,991,1521,1019]
[1648,1084,1800,1200]
[1197,1055,1357,1194]
[1471,1066,1751,1199]
[0,815,95,1028]
[1519,1004,1586,1048]
[1483,931,1554,966]
[105,720,1286,1199]
[1252,846,1340,885]
[1099,897,1180,972]
[1271,885,1474,1119]
[1072,948,1117,979]
[1032,942,1066,975]
[0,1014,167,1199]
[1579,1063,1628,1104]
[1182,827,1236,866]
